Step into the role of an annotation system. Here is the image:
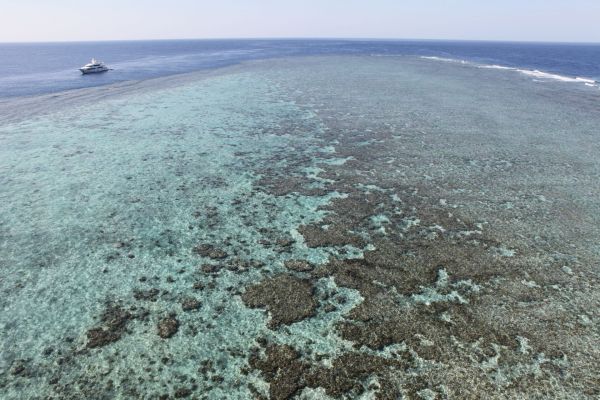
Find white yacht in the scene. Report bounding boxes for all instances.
[79,59,109,74]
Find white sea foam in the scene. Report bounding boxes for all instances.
[516,69,580,82]
[420,56,599,89]
[575,77,597,84]
[420,56,469,64]
[479,64,515,71]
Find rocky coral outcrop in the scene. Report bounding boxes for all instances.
[157,317,179,339]
[181,298,201,311]
[194,244,228,259]
[86,304,133,349]
[284,259,314,272]
[242,275,317,327]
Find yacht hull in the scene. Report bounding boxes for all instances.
[80,68,109,74]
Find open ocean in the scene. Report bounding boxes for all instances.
[1,39,599,98]
[1,40,599,399]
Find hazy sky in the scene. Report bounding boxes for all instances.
[1,0,599,43]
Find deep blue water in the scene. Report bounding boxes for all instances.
[1,39,599,98]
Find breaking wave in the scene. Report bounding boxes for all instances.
[420,56,599,89]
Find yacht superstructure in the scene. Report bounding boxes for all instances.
[79,59,109,74]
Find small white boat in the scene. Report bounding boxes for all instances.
[79,59,109,74]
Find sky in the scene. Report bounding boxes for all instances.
[1,0,600,43]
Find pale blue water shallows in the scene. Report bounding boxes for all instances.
[1,53,599,399]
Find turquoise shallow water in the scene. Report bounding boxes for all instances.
[0,70,364,398]
[1,56,599,399]
[0,74,352,397]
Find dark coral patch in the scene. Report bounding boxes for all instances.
[194,244,228,259]
[249,344,306,400]
[157,317,179,339]
[284,259,314,272]
[242,274,317,327]
[86,304,133,348]
[181,297,201,311]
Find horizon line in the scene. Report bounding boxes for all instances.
[1,37,600,46]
